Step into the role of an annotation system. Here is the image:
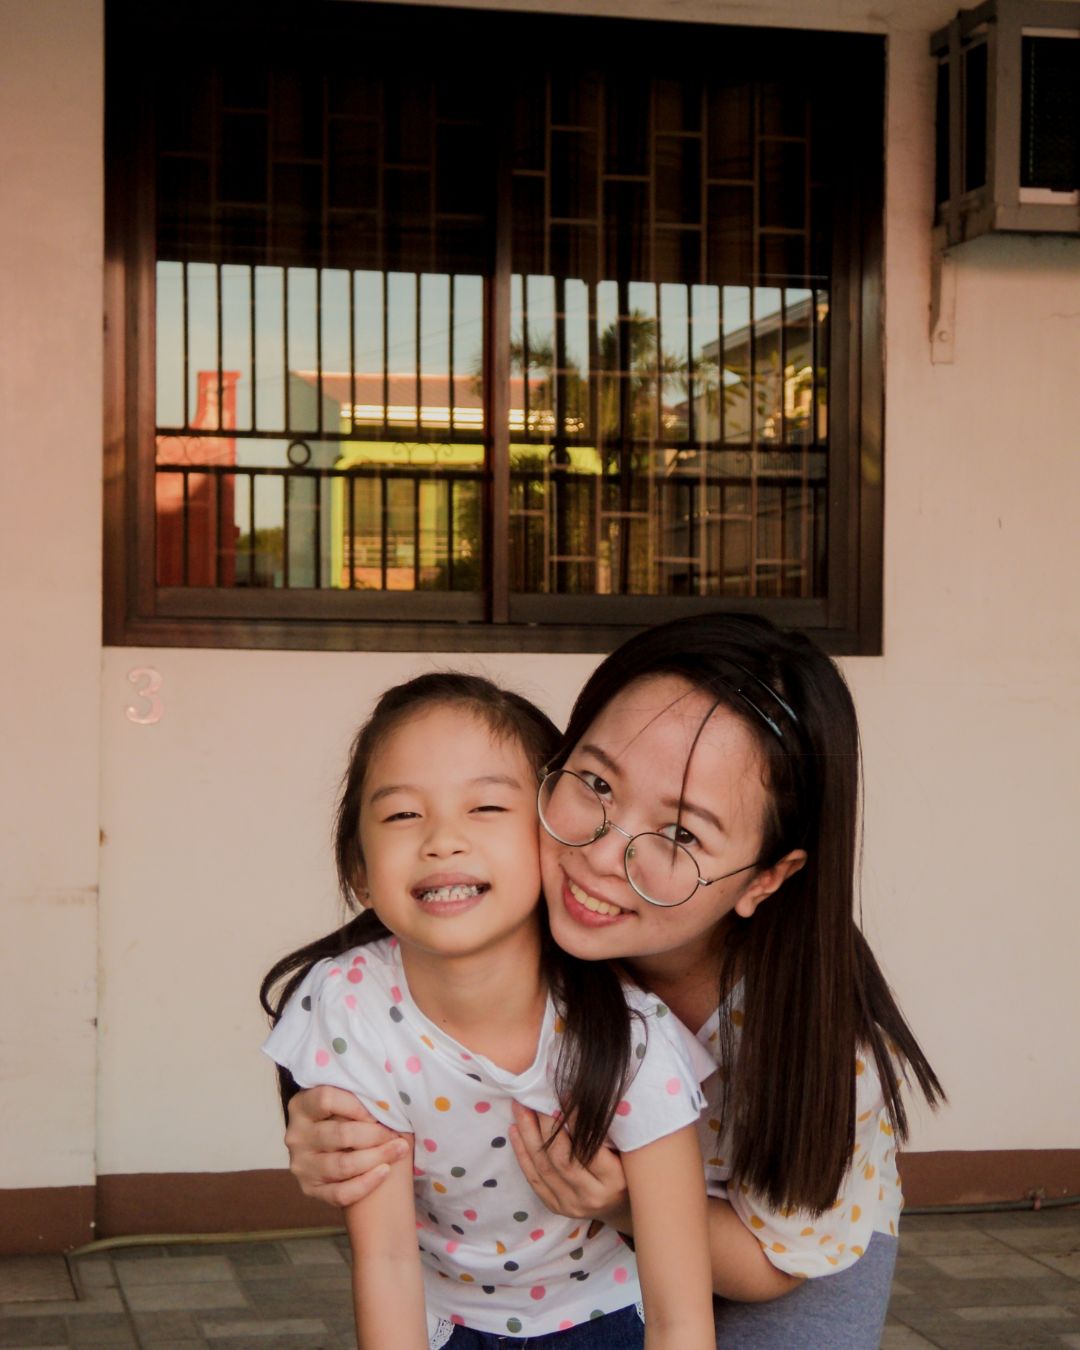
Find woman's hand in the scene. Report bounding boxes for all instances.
[509,1102,632,1229]
[285,1085,409,1208]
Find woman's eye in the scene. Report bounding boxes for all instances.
[579,771,613,798]
[660,823,699,848]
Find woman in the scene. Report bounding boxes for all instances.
[276,613,943,1345]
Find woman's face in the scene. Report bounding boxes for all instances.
[539,675,774,982]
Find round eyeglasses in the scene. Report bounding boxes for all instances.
[537,769,760,908]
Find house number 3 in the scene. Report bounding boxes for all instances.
[126,667,164,725]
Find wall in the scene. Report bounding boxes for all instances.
[3,0,1078,1248]
[0,0,104,1245]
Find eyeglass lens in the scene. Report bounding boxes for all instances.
[538,771,699,907]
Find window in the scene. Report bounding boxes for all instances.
[105,1,884,652]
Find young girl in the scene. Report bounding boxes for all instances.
[280,618,945,1348]
[261,672,727,1350]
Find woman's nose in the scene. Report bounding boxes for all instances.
[584,816,630,875]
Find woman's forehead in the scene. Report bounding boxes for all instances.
[579,675,762,777]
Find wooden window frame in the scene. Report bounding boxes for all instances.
[103,2,884,656]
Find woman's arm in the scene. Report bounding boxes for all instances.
[511,1105,797,1300]
[344,1136,427,1350]
[621,1124,714,1350]
[705,1198,800,1301]
[286,1086,409,1207]
[509,1101,631,1227]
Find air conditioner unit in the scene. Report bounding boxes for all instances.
[931,0,1079,243]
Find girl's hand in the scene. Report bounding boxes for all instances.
[285,1085,410,1208]
[510,1102,631,1228]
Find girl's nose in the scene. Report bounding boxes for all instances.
[422,817,467,856]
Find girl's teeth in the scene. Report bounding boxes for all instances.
[418,884,483,903]
[567,879,622,916]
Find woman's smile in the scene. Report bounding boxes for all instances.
[560,869,632,924]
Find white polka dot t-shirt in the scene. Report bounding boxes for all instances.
[263,938,711,1339]
[694,998,904,1279]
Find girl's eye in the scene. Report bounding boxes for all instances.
[579,771,613,799]
[473,803,507,814]
[660,823,699,848]
[384,810,420,822]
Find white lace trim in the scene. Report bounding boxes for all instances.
[429,1316,455,1349]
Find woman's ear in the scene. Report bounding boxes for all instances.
[734,849,807,919]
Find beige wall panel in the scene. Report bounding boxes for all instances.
[96,648,599,1173]
[0,0,104,1189]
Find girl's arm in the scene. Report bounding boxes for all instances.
[286,1086,409,1206]
[511,1105,797,1300]
[621,1124,715,1350]
[343,1136,427,1350]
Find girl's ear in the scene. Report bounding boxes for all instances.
[355,869,371,908]
[734,849,807,919]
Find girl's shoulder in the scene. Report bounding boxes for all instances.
[261,941,414,1132]
[617,983,717,1092]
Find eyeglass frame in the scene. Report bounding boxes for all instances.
[537,769,762,909]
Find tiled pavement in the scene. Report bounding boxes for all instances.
[1,1207,1078,1348]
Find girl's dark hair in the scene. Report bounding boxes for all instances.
[551,613,944,1214]
[260,671,635,1164]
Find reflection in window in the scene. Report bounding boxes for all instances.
[150,19,832,605]
[154,261,485,591]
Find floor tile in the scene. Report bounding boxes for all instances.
[1040,1254,1080,1280]
[164,1248,285,1268]
[2,1295,125,1320]
[70,1264,115,1297]
[0,1321,69,1348]
[901,1229,1019,1257]
[879,1327,941,1348]
[66,1314,138,1347]
[0,1262,74,1307]
[924,1252,1061,1280]
[0,1209,1075,1347]
[114,1262,235,1291]
[130,1312,203,1343]
[199,1319,328,1339]
[953,1304,1073,1322]
[121,1286,247,1315]
[987,1226,1080,1256]
[279,1243,343,1269]
[892,1271,1080,1309]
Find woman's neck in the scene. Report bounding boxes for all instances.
[624,924,733,1035]
[398,926,548,1074]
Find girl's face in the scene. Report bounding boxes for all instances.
[358,704,542,961]
[540,675,780,982]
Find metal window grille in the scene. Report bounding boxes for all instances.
[105,1,884,651]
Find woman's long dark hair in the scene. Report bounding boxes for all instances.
[260,672,635,1165]
[549,613,944,1214]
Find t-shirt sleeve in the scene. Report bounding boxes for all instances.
[262,956,412,1133]
[726,1052,902,1278]
[606,996,709,1153]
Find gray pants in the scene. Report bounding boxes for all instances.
[711,1231,897,1348]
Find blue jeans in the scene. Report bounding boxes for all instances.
[443,1303,643,1348]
